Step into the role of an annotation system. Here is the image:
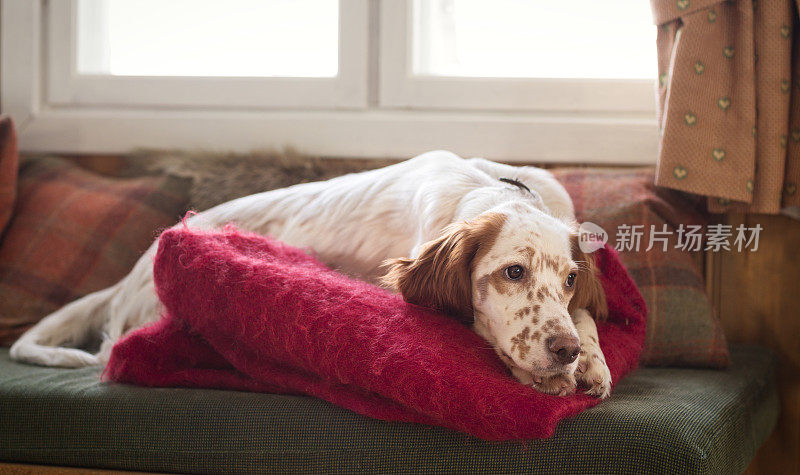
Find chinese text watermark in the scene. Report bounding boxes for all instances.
[580,222,762,253]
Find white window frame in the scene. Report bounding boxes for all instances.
[380,0,657,113]
[46,0,368,110]
[1,0,658,164]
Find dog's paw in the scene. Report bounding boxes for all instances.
[532,372,577,396]
[576,350,612,398]
[510,366,535,385]
[508,364,578,397]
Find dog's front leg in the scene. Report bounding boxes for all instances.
[572,308,612,398]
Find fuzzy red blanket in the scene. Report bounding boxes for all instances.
[104,227,646,440]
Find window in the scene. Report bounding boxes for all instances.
[48,0,365,108]
[77,0,339,77]
[413,0,655,79]
[2,0,658,163]
[381,0,656,111]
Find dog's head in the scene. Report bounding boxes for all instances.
[382,205,606,381]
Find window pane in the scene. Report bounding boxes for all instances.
[413,0,656,79]
[77,0,338,77]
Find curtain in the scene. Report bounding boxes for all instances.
[652,0,800,213]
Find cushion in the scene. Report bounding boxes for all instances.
[0,346,777,473]
[552,168,730,368]
[105,228,645,440]
[0,116,18,235]
[0,156,190,345]
[8,151,727,370]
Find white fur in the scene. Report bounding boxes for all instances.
[10,151,610,397]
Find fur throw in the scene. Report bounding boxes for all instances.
[104,227,646,440]
[124,150,398,210]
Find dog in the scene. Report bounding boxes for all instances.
[10,150,612,398]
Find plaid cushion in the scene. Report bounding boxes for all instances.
[552,167,730,368]
[0,156,190,345]
[0,346,776,473]
[0,116,18,234]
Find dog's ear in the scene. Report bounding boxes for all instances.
[381,213,505,321]
[568,233,608,320]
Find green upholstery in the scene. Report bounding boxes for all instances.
[0,346,777,474]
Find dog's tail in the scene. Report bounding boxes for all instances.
[9,286,117,368]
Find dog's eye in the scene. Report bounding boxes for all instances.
[565,272,577,288]
[505,265,524,280]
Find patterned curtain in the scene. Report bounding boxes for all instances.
[652,0,800,213]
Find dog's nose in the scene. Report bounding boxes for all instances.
[546,334,580,365]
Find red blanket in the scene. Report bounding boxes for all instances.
[104,227,646,440]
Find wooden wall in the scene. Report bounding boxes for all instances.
[706,213,800,474]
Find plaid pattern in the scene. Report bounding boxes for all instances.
[0,346,776,473]
[0,156,189,345]
[1,151,727,367]
[0,116,18,234]
[552,167,730,368]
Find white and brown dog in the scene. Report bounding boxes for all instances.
[11,151,612,397]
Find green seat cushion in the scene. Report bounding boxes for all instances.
[0,346,777,474]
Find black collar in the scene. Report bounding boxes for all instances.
[498,177,531,194]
